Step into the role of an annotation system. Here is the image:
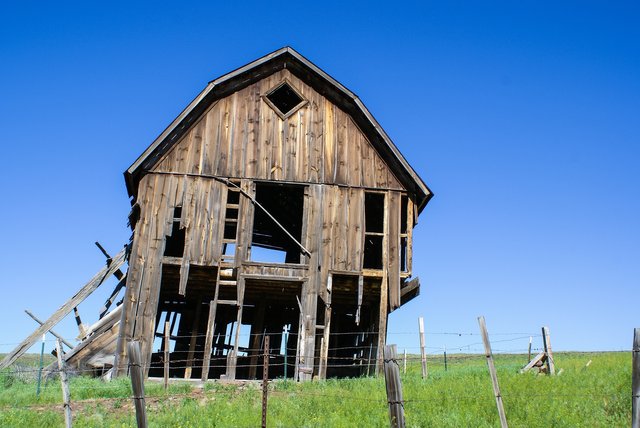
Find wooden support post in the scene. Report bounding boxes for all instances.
[528,336,532,363]
[164,321,170,390]
[0,248,127,370]
[228,276,246,380]
[383,344,405,428]
[201,299,218,381]
[55,339,72,428]
[418,317,427,379]
[184,300,203,379]
[478,316,508,428]
[356,275,363,325]
[249,300,266,379]
[36,334,46,398]
[319,301,332,379]
[376,272,389,375]
[128,341,148,428]
[632,328,640,428]
[541,326,555,375]
[444,345,448,372]
[24,310,74,349]
[262,336,270,428]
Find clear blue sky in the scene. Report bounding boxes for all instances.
[1,1,638,356]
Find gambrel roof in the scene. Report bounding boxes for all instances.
[125,47,432,211]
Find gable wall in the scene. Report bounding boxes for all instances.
[152,69,404,191]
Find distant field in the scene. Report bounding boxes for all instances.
[0,351,631,427]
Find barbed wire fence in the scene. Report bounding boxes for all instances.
[0,323,636,427]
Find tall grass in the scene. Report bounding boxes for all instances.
[0,351,631,427]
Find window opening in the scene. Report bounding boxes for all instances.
[363,193,384,269]
[164,206,185,257]
[400,195,409,272]
[250,183,305,264]
[264,81,307,119]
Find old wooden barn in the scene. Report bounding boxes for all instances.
[0,47,432,381]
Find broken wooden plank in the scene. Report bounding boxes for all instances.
[520,351,546,373]
[0,247,127,370]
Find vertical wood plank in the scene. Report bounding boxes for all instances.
[201,299,217,381]
[164,321,170,390]
[387,191,401,310]
[56,339,72,428]
[376,273,388,375]
[478,316,509,428]
[633,328,640,428]
[262,335,270,428]
[541,326,555,375]
[183,299,203,379]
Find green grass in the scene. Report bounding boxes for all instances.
[0,352,631,427]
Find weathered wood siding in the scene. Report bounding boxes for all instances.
[116,173,228,372]
[152,70,403,191]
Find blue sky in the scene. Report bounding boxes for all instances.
[0,1,638,356]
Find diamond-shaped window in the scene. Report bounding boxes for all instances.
[264,81,307,119]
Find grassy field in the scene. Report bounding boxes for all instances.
[0,351,631,427]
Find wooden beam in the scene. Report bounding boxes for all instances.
[478,316,508,428]
[520,351,546,373]
[542,326,555,375]
[201,300,217,381]
[0,248,127,370]
[56,340,73,428]
[183,299,203,379]
[248,300,266,379]
[24,310,74,349]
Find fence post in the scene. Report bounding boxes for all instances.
[384,344,405,428]
[128,341,148,428]
[527,336,532,363]
[541,326,555,375]
[444,345,448,372]
[55,339,72,428]
[164,321,170,390]
[262,335,270,428]
[632,328,639,428]
[36,334,46,398]
[478,316,508,428]
[418,317,427,379]
[403,349,407,374]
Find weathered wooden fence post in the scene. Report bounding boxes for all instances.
[541,326,555,375]
[128,341,148,428]
[164,321,170,390]
[55,339,72,428]
[527,336,532,363]
[36,333,46,398]
[632,328,639,428]
[443,345,448,372]
[418,317,427,379]
[478,316,508,428]
[384,344,405,428]
[262,335,270,428]
[403,349,407,374]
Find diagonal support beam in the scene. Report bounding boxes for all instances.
[24,310,74,349]
[0,247,127,370]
